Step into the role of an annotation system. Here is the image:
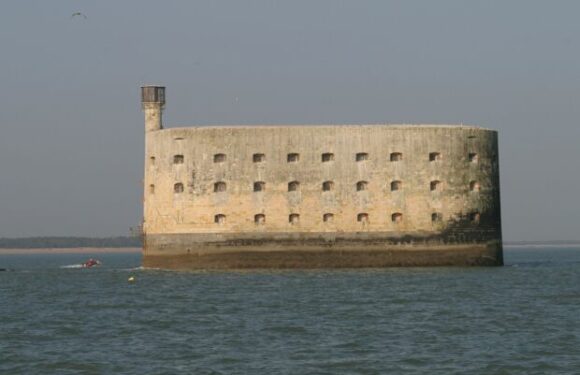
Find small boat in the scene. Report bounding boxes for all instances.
[82,258,101,268]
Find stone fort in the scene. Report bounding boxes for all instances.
[141,86,502,269]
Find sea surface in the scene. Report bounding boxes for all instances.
[1,248,579,375]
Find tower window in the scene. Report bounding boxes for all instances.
[287,153,300,162]
[214,181,227,192]
[253,153,265,163]
[288,181,300,192]
[150,156,156,166]
[323,213,334,223]
[253,181,265,192]
[322,153,334,162]
[254,214,265,225]
[149,184,155,194]
[430,180,442,191]
[432,212,442,222]
[214,214,226,224]
[356,152,369,161]
[173,155,184,164]
[470,212,481,223]
[357,213,369,223]
[429,152,442,161]
[214,153,226,163]
[390,152,403,161]
[469,153,479,163]
[289,214,300,225]
[174,183,184,193]
[391,180,402,191]
[470,181,481,192]
[356,181,368,191]
[322,181,334,191]
[392,212,403,223]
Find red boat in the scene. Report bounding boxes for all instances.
[82,259,101,268]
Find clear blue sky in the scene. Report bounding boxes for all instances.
[1,1,579,241]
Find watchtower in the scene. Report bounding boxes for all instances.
[141,86,165,132]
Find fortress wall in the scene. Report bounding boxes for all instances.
[143,125,500,242]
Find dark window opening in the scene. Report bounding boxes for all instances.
[150,156,156,165]
[432,212,442,222]
[390,152,403,161]
[430,180,442,191]
[288,181,300,192]
[214,153,226,163]
[470,212,481,223]
[253,181,265,192]
[322,181,334,191]
[149,184,155,194]
[469,153,479,163]
[287,153,300,162]
[356,152,369,161]
[470,181,481,192]
[215,214,226,224]
[357,213,369,223]
[392,212,403,223]
[323,213,334,223]
[214,181,227,192]
[429,152,442,161]
[254,214,265,225]
[173,155,184,164]
[322,153,334,162]
[356,181,368,191]
[174,183,184,193]
[391,180,402,191]
[289,214,300,225]
[253,153,265,163]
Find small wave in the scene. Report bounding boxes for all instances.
[60,264,84,269]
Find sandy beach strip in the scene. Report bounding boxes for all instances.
[0,247,142,255]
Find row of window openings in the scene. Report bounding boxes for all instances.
[161,180,481,194]
[213,212,481,225]
[161,152,479,165]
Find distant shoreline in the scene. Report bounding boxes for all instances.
[1,245,579,255]
[0,247,142,255]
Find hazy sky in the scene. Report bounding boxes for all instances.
[1,1,579,241]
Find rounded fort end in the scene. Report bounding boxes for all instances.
[141,86,165,106]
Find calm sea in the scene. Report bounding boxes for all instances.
[1,248,579,374]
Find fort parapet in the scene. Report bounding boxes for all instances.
[141,86,502,269]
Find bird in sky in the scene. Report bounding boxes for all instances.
[71,12,87,19]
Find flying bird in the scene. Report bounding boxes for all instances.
[71,12,87,19]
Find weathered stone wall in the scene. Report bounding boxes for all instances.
[142,124,502,267]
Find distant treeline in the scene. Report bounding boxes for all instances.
[0,236,142,249]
